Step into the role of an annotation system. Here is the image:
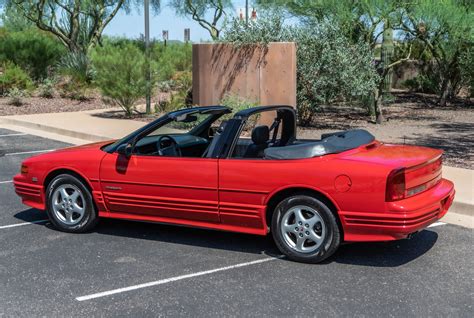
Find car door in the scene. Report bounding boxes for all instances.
[99,152,219,223]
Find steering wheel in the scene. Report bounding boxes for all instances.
[156,135,181,157]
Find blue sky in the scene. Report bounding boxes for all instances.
[104,0,253,42]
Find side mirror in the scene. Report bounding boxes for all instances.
[117,143,133,158]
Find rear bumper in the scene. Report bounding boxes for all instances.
[340,179,455,242]
[13,174,46,210]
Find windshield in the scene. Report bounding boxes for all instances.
[101,110,222,153]
[148,113,213,136]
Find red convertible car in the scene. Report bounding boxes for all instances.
[14,105,455,263]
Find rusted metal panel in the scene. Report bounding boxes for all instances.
[192,42,297,112]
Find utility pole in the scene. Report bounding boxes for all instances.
[144,0,151,114]
[245,0,249,25]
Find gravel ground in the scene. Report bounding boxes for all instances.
[0,95,111,116]
[298,93,474,169]
[1,92,472,168]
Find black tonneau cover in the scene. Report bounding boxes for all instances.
[264,129,375,160]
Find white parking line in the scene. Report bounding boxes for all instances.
[0,133,27,137]
[5,149,55,156]
[428,221,447,228]
[76,256,282,301]
[0,180,13,184]
[0,219,48,230]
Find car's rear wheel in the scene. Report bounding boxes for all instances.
[46,174,98,233]
[271,195,341,263]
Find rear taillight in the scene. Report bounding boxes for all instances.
[385,168,406,201]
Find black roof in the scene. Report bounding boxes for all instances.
[168,105,231,119]
[234,105,295,119]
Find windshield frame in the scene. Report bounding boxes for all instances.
[102,106,231,153]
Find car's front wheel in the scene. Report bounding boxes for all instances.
[45,174,98,233]
[271,195,341,263]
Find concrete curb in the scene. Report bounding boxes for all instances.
[450,201,473,217]
[0,117,110,142]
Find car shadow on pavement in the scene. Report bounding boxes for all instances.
[13,208,49,223]
[15,209,438,267]
[331,230,438,267]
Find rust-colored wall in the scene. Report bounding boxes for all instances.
[192,42,297,109]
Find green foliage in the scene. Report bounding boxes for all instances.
[158,71,193,112]
[0,28,66,79]
[459,47,473,96]
[37,78,56,98]
[0,4,33,31]
[91,43,153,116]
[402,72,439,94]
[221,15,379,125]
[170,0,231,40]
[402,0,473,104]
[2,0,161,52]
[0,62,33,96]
[57,51,95,84]
[152,43,192,82]
[221,13,289,44]
[56,51,94,100]
[6,87,27,106]
[220,93,259,114]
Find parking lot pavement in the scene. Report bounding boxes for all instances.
[1,129,473,317]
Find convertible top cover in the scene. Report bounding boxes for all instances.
[264,129,375,160]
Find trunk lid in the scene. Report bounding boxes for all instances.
[344,143,443,199]
[343,143,442,169]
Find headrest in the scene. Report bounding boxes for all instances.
[251,125,270,145]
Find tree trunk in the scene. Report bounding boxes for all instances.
[439,78,452,107]
[374,86,384,124]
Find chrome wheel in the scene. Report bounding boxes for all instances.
[280,205,326,253]
[51,184,85,225]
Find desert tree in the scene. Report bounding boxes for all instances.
[0,0,161,52]
[257,0,415,123]
[401,0,473,106]
[170,0,232,40]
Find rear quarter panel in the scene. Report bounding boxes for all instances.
[218,156,390,231]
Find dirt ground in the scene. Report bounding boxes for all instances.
[298,93,473,169]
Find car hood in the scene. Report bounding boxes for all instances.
[52,140,115,153]
[342,143,443,169]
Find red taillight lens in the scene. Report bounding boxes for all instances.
[385,168,406,201]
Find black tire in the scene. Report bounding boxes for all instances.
[45,174,99,233]
[271,195,341,263]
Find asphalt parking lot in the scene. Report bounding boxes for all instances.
[0,127,473,317]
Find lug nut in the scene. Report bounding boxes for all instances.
[298,221,302,225]
[305,224,309,228]
[305,231,309,235]
[299,233,303,237]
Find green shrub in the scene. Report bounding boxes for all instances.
[221,14,379,126]
[0,29,65,79]
[402,74,440,94]
[0,62,33,96]
[459,47,473,97]
[91,43,154,116]
[58,51,95,85]
[37,78,56,98]
[152,43,192,81]
[159,70,193,111]
[56,76,89,101]
[7,87,27,106]
[220,93,259,115]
